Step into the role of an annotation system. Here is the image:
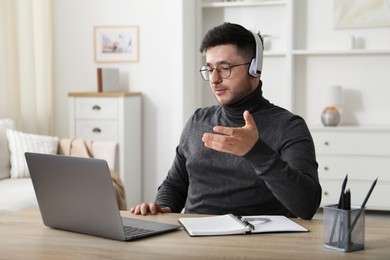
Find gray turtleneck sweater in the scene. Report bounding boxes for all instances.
[156,85,322,220]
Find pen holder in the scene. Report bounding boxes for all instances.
[323,204,365,252]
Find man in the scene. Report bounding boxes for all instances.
[131,22,321,220]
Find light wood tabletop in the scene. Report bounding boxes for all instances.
[0,207,389,259]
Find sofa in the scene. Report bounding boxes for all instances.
[0,118,122,216]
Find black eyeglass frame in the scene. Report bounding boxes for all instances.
[199,62,251,81]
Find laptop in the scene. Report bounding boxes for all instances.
[24,152,180,241]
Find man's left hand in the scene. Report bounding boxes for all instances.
[202,110,259,156]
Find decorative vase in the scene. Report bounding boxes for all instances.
[321,106,341,126]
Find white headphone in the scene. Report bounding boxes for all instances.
[248,31,263,78]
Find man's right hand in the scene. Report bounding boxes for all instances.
[129,202,172,215]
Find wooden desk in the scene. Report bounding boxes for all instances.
[0,208,389,259]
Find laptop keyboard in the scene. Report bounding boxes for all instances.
[123,226,155,239]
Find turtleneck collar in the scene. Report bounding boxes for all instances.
[222,81,267,120]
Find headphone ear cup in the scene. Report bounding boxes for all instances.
[249,57,257,77]
[250,30,263,78]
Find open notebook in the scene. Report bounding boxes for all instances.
[179,214,308,237]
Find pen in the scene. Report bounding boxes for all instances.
[338,174,348,209]
[242,220,255,231]
[236,215,255,231]
[242,217,270,223]
[343,188,351,210]
[337,188,351,247]
[330,174,348,245]
[342,178,378,246]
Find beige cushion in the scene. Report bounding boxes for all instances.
[6,129,59,178]
[0,119,15,180]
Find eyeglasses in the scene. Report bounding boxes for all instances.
[199,62,251,81]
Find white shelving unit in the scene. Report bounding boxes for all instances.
[292,1,390,126]
[198,0,390,125]
[197,0,390,210]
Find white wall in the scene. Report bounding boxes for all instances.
[52,0,198,204]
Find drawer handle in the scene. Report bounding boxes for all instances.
[92,105,101,111]
[324,191,329,196]
[324,141,329,146]
[324,166,329,171]
[92,128,102,133]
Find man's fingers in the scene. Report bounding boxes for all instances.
[140,203,149,215]
[131,202,171,215]
[149,202,162,215]
[213,125,234,136]
[243,110,256,129]
[160,207,172,213]
[212,111,255,135]
[130,204,142,215]
[203,132,230,142]
[202,111,258,156]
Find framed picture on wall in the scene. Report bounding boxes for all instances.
[334,0,390,29]
[94,25,139,63]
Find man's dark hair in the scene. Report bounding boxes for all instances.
[199,22,262,62]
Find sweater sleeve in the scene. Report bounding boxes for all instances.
[155,115,193,213]
[243,115,322,220]
[155,146,189,213]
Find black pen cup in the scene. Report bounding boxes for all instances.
[323,204,365,252]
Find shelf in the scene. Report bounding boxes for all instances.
[310,125,390,132]
[264,51,286,57]
[202,0,286,8]
[68,92,142,97]
[292,49,390,56]
[200,51,286,58]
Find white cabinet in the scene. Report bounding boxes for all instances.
[68,92,142,208]
[311,127,390,210]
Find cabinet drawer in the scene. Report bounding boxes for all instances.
[320,179,390,210]
[317,155,390,182]
[74,98,118,119]
[75,120,118,142]
[312,132,390,156]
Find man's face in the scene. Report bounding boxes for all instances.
[205,44,258,106]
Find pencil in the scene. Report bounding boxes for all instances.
[361,178,378,209]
